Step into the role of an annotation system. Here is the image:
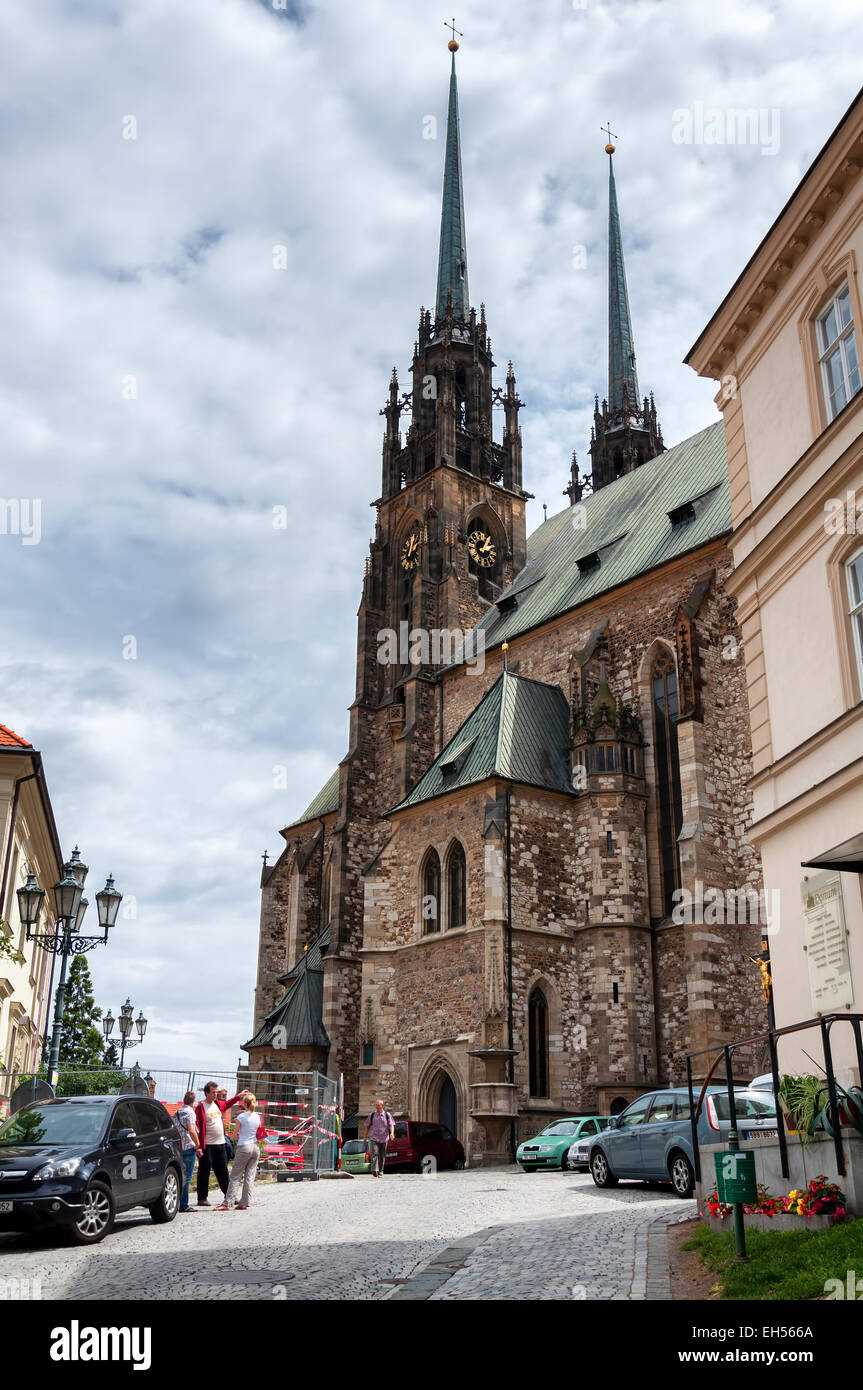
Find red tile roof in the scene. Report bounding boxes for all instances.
[0,724,33,748]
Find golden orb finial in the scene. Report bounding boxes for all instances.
[601,122,617,156]
[448,38,459,51]
[605,142,616,154]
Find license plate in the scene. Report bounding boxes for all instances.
[0,1201,13,1212]
[743,1128,776,1141]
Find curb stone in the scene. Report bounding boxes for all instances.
[643,1206,696,1301]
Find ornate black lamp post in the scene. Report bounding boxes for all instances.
[17,847,123,1084]
[102,997,147,1067]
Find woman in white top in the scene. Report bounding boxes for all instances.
[216,1094,265,1211]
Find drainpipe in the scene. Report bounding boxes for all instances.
[505,785,515,1162]
[438,681,444,755]
[318,819,327,938]
[0,773,37,912]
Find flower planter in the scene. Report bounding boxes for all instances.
[703,1211,839,1234]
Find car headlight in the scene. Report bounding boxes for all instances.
[32,1157,82,1182]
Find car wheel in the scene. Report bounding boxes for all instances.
[669,1152,695,1199]
[70,1180,116,1245]
[590,1149,618,1188]
[148,1166,181,1223]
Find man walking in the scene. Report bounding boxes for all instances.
[195,1081,247,1207]
[364,1099,395,1178]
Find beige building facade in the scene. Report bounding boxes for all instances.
[0,724,64,1110]
[688,90,863,1080]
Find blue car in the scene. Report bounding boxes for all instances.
[588,1086,777,1198]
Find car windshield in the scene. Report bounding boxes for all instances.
[597,1118,610,1130]
[713,1092,777,1120]
[343,1141,365,1154]
[0,1102,108,1146]
[539,1121,578,1137]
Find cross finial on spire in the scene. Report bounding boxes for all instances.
[445,17,463,50]
[601,121,617,153]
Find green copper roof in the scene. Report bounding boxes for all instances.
[244,924,331,1052]
[607,151,640,415]
[436,51,470,321]
[471,420,728,652]
[389,670,573,813]
[289,768,340,828]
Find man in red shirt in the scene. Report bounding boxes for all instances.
[195,1081,247,1207]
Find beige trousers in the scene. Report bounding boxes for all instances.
[226,1143,259,1207]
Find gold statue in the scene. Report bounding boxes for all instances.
[749,955,772,1005]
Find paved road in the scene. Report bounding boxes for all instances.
[0,1168,694,1300]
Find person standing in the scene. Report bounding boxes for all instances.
[195,1082,247,1207]
[173,1090,202,1213]
[216,1094,266,1211]
[363,1099,395,1178]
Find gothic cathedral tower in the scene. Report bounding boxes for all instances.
[578,139,664,497]
[355,40,530,803]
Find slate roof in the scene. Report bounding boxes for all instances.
[473,419,729,653]
[244,924,331,1052]
[288,768,340,829]
[389,670,573,813]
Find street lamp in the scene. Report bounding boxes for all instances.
[17,847,124,1084]
[102,997,148,1067]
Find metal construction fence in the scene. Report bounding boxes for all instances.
[0,1066,340,1175]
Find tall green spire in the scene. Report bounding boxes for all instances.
[606,146,640,417]
[436,45,470,321]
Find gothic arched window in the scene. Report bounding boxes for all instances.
[447,841,466,929]
[528,987,549,1098]
[421,849,441,935]
[652,649,684,918]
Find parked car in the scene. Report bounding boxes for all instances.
[384,1120,466,1172]
[340,1138,371,1174]
[517,1117,609,1172]
[262,1126,308,1171]
[0,1094,184,1244]
[588,1086,778,1198]
[564,1118,613,1171]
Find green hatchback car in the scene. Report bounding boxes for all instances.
[340,1139,372,1174]
[517,1117,609,1172]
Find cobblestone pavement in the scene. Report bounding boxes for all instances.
[0,1169,694,1301]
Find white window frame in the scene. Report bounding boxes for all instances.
[847,545,863,695]
[817,281,861,422]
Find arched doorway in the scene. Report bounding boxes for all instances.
[439,1074,458,1137]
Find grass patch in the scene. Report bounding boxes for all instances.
[684,1217,863,1300]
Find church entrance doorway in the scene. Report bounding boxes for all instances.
[439,1073,458,1137]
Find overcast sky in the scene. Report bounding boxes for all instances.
[1,0,861,1074]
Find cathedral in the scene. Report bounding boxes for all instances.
[246,43,765,1163]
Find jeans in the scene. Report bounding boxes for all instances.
[370,1140,388,1175]
[226,1144,259,1207]
[197,1143,230,1202]
[180,1147,196,1211]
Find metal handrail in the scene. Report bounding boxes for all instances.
[685,1012,863,1182]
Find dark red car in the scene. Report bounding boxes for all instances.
[384,1120,466,1172]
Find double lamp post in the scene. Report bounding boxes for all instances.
[16,847,123,1085]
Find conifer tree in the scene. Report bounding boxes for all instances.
[58,955,105,1068]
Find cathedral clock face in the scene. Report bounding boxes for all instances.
[400,531,421,571]
[468,529,497,568]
